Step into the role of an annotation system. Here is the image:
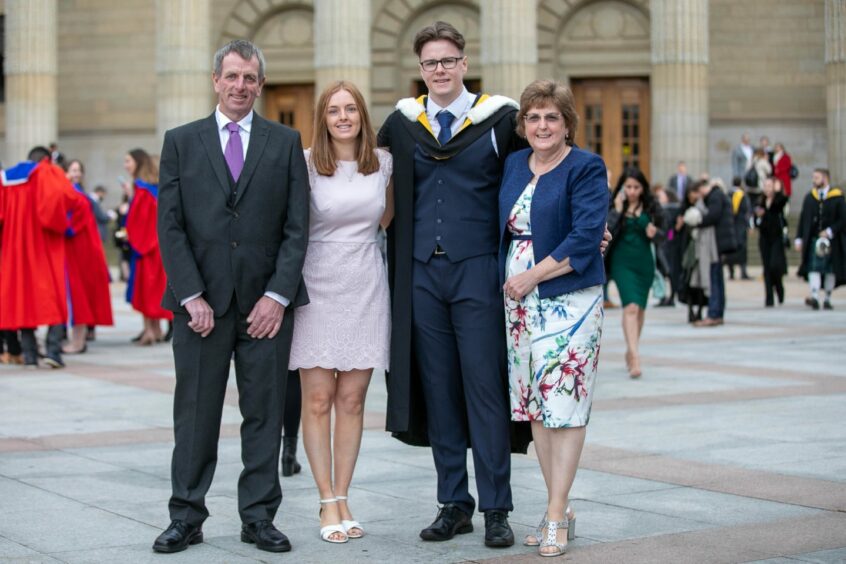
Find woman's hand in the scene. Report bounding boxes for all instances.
[645,222,657,239]
[504,269,540,302]
[614,190,625,213]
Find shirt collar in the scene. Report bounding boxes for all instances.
[215,105,253,133]
[427,87,471,121]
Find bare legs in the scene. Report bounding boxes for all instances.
[532,422,586,555]
[622,303,644,377]
[300,367,372,540]
[62,325,87,353]
[137,317,163,345]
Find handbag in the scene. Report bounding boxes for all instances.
[789,164,799,179]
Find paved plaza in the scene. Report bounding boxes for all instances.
[1,268,845,563]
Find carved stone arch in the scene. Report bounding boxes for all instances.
[537,0,650,79]
[218,0,315,83]
[370,0,480,120]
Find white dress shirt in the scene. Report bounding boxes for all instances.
[426,88,499,156]
[181,106,289,308]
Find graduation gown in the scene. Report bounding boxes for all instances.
[126,180,172,320]
[0,159,87,329]
[377,94,532,453]
[796,187,846,286]
[65,184,114,326]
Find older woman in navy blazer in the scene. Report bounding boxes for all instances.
[498,80,608,557]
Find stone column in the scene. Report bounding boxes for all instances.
[826,0,846,185]
[649,0,709,183]
[156,0,211,145]
[4,0,57,164]
[314,0,371,102]
[480,0,537,101]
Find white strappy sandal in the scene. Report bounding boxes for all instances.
[525,506,575,546]
[318,498,348,544]
[335,495,364,538]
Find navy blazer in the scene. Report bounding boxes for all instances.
[498,147,608,299]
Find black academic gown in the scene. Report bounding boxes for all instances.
[377,95,532,453]
[796,187,846,286]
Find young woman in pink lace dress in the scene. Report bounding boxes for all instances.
[288,81,393,544]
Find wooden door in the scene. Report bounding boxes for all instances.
[264,83,315,148]
[571,78,651,183]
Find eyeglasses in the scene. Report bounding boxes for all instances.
[419,56,464,72]
[524,113,563,125]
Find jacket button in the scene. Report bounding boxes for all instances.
[437,179,444,185]
[231,241,238,249]
[437,198,443,204]
[435,235,442,241]
[233,212,240,219]
[437,218,443,224]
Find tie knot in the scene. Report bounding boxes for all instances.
[227,122,240,134]
[436,110,455,129]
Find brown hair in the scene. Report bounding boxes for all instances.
[516,79,579,144]
[310,81,379,177]
[413,21,466,57]
[64,158,85,174]
[129,148,159,184]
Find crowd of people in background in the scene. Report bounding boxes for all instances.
[602,132,844,379]
[0,143,174,369]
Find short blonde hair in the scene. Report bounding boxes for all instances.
[516,79,579,145]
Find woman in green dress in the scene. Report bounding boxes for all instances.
[608,168,663,378]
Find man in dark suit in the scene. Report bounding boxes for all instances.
[667,160,692,201]
[153,39,309,554]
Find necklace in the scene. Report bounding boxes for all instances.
[338,160,357,182]
[531,145,571,178]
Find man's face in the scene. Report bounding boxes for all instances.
[678,163,687,176]
[419,39,467,106]
[741,133,750,145]
[213,52,265,122]
[812,171,827,188]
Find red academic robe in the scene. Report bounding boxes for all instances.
[125,181,172,320]
[0,159,87,329]
[65,185,114,327]
[773,152,793,197]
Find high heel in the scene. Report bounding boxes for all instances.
[318,498,348,544]
[628,354,642,379]
[524,512,547,546]
[566,506,576,542]
[280,436,301,477]
[539,518,569,557]
[335,495,363,538]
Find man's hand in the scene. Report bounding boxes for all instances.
[819,230,829,239]
[185,297,215,338]
[247,296,284,339]
[600,226,612,255]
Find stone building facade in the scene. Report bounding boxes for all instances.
[2,0,843,204]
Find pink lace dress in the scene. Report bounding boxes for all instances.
[288,149,392,371]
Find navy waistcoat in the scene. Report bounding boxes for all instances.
[412,132,502,262]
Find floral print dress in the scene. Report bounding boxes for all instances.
[504,182,604,428]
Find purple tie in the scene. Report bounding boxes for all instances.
[224,121,244,182]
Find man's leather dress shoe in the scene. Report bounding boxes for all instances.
[241,520,292,552]
[152,520,203,553]
[420,503,473,541]
[484,510,515,547]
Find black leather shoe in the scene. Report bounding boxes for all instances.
[420,504,473,541]
[241,520,292,552]
[484,510,515,547]
[152,520,203,553]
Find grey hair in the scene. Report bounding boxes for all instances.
[213,39,266,80]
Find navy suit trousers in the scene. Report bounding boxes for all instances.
[412,252,512,515]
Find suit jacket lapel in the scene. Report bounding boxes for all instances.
[234,114,270,206]
[198,114,232,202]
